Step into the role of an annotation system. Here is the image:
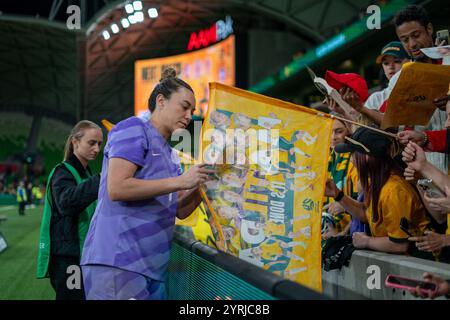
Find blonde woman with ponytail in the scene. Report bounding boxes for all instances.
[37,120,103,300]
[80,68,214,300]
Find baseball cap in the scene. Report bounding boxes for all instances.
[325,71,369,103]
[334,127,392,158]
[376,41,410,64]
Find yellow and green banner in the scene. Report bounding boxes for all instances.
[199,83,333,292]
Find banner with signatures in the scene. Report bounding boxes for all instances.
[200,83,333,292]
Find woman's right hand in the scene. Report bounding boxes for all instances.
[179,164,216,189]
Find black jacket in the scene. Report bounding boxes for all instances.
[50,153,100,258]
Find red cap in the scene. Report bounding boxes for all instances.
[325,71,369,103]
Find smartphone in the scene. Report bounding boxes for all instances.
[204,164,219,179]
[204,164,216,171]
[417,179,445,198]
[436,29,450,46]
[385,274,437,295]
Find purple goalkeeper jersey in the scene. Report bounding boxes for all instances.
[81,116,182,281]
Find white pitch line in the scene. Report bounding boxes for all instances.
[0,206,15,212]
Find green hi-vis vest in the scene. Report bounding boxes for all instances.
[36,162,97,279]
[16,186,27,202]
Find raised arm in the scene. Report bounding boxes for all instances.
[107,158,213,202]
[403,141,450,189]
[324,179,367,222]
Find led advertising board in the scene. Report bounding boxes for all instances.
[135,35,235,118]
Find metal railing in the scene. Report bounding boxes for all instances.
[167,230,327,300]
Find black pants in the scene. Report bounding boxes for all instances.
[18,202,25,216]
[48,255,85,300]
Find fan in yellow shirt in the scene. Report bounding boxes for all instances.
[325,127,434,259]
[322,116,358,240]
[365,174,430,241]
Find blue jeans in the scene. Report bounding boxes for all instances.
[349,193,368,236]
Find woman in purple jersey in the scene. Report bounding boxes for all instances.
[80,68,215,300]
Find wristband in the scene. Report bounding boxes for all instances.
[334,190,345,202]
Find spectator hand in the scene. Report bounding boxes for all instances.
[323,201,345,216]
[435,39,447,47]
[324,179,340,198]
[424,186,450,212]
[328,98,340,113]
[322,222,338,240]
[402,141,427,172]
[352,232,370,249]
[325,97,346,116]
[397,130,427,147]
[434,37,450,55]
[426,200,447,214]
[409,231,447,252]
[403,166,418,181]
[410,272,450,299]
[340,87,363,112]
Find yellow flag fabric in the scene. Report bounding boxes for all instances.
[175,152,216,248]
[381,62,450,129]
[101,119,115,132]
[200,83,333,292]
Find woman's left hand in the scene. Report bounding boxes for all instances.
[324,179,340,198]
[352,232,370,249]
[409,231,447,252]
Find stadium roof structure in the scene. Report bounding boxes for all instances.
[0,0,382,124]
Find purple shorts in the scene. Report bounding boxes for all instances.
[82,265,166,300]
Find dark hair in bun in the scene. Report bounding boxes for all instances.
[148,67,194,112]
[160,67,177,81]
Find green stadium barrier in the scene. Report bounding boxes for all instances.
[0,195,16,205]
[167,229,327,300]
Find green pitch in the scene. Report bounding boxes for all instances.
[0,205,54,300]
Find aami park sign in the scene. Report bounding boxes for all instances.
[187,16,233,51]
